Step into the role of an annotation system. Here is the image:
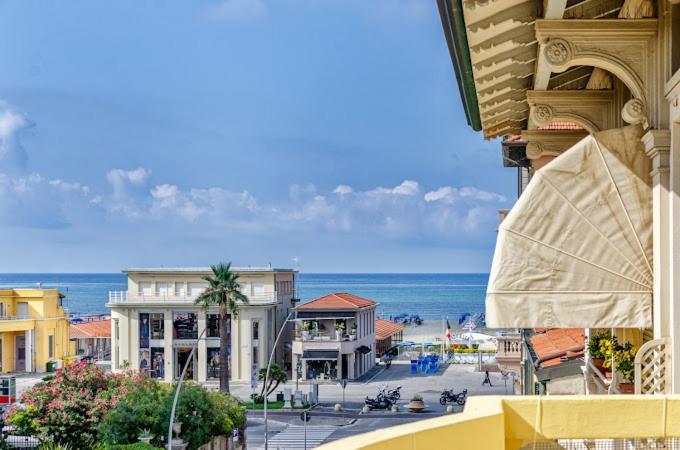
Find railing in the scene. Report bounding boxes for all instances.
[635,337,671,395]
[496,337,522,359]
[108,291,281,304]
[296,332,357,342]
[317,396,680,450]
[0,315,35,321]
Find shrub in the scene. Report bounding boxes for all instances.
[5,362,146,448]
[101,381,244,450]
[587,331,610,359]
[104,444,162,450]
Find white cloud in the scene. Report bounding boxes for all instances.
[0,101,30,170]
[333,185,353,195]
[425,186,506,204]
[206,0,267,20]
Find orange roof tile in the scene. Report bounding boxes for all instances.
[70,320,111,339]
[530,328,584,368]
[538,121,583,131]
[296,293,376,310]
[375,319,405,341]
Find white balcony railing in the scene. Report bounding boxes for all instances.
[108,290,283,304]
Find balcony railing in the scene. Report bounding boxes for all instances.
[108,291,283,304]
[317,396,680,450]
[295,331,357,342]
[0,315,35,321]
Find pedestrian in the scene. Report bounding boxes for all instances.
[482,370,493,387]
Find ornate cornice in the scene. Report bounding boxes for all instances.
[521,129,589,160]
[527,90,616,133]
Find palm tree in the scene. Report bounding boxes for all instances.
[195,263,248,392]
[254,363,288,403]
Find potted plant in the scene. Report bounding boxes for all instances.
[301,321,311,340]
[407,393,426,412]
[350,323,357,340]
[138,428,153,444]
[334,321,345,340]
[614,341,637,394]
[587,331,609,372]
[600,336,617,379]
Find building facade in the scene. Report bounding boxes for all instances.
[70,318,112,361]
[0,289,71,373]
[107,266,296,383]
[292,293,377,382]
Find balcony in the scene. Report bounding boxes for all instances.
[108,291,283,305]
[318,395,680,450]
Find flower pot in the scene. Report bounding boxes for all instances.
[138,437,153,444]
[592,358,605,372]
[407,400,426,412]
[618,382,635,394]
[302,331,310,340]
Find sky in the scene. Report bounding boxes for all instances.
[0,0,514,273]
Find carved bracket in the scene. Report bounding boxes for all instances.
[527,90,616,133]
[521,129,589,160]
[536,19,657,115]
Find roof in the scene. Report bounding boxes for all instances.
[70,320,111,339]
[124,266,295,274]
[530,329,585,368]
[296,293,377,311]
[375,319,405,341]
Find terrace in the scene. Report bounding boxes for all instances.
[319,395,680,450]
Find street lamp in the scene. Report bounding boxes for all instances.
[264,310,297,450]
[167,326,208,450]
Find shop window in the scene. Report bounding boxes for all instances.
[253,321,259,340]
[207,346,231,378]
[139,313,150,348]
[207,313,227,338]
[173,312,198,340]
[151,348,165,379]
[48,335,54,358]
[150,313,164,340]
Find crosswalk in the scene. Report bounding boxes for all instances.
[258,425,338,450]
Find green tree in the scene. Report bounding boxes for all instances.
[195,263,249,392]
[253,363,288,403]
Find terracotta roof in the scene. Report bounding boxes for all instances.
[296,293,376,310]
[70,320,111,339]
[375,319,405,341]
[538,122,583,131]
[530,328,584,368]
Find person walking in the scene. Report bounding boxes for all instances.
[482,370,493,387]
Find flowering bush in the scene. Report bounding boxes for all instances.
[5,362,146,448]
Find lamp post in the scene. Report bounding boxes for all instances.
[264,311,296,450]
[168,326,208,450]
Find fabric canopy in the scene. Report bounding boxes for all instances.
[486,125,652,328]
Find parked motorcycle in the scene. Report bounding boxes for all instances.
[439,388,467,406]
[386,385,402,401]
[365,387,395,410]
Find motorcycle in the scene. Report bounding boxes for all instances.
[439,388,467,406]
[365,388,395,410]
[385,385,402,401]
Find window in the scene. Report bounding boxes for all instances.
[207,313,226,338]
[48,335,54,358]
[173,312,198,340]
[0,303,4,317]
[253,283,265,296]
[138,282,152,296]
[175,282,185,297]
[150,313,164,340]
[188,282,208,297]
[252,321,259,340]
[207,346,230,378]
[156,282,172,297]
[139,313,150,348]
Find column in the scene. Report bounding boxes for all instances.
[130,311,139,369]
[643,129,671,339]
[336,354,343,380]
[241,317,252,382]
[197,312,207,383]
[25,330,34,373]
[670,120,680,394]
[348,353,355,380]
[118,309,131,369]
[231,315,240,381]
[164,310,174,382]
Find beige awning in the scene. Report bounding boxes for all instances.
[486,125,652,328]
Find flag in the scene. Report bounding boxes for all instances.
[445,317,452,341]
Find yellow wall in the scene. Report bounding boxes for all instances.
[0,289,71,372]
[318,396,680,450]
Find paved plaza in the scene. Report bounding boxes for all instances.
[240,363,511,449]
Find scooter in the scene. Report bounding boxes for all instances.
[439,388,467,406]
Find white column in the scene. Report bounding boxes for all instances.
[197,312,207,383]
[25,330,34,372]
[130,311,139,370]
[337,354,343,380]
[348,353,355,380]
[670,121,680,394]
[164,310,174,382]
[118,309,131,368]
[643,130,671,339]
[231,315,240,381]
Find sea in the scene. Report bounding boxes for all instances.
[0,273,488,323]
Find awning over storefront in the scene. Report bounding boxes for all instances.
[356,346,371,355]
[302,350,339,360]
[487,126,653,328]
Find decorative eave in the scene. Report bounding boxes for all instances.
[521,129,589,160]
[526,90,616,132]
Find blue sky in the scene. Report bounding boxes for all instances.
[0,0,514,273]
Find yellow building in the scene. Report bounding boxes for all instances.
[0,289,71,373]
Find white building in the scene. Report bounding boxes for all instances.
[292,293,377,382]
[107,266,296,383]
